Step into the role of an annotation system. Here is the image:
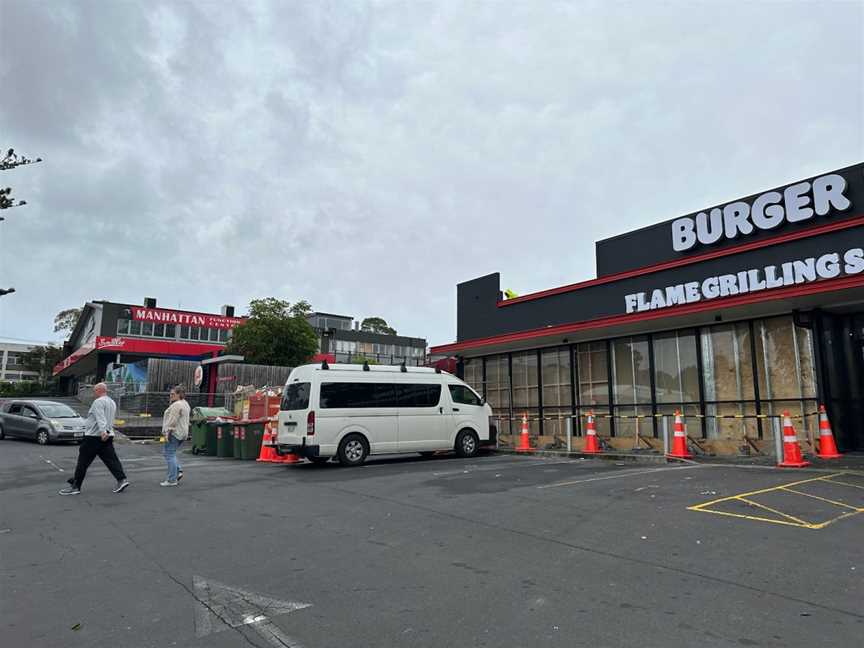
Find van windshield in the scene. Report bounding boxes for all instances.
[281,382,311,411]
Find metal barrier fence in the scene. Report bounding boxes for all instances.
[491,412,813,461]
[77,383,235,418]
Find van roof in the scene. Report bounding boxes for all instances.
[290,363,452,377]
[289,362,456,382]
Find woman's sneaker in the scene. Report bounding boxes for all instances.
[59,486,81,496]
[113,479,130,493]
[160,480,178,487]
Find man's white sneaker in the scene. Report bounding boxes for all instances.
[160,480,178,487]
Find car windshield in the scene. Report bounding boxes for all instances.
[38,404,79,418]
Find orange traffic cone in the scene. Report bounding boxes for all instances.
[516,414,531,453]
[583,411,601,453]
[267,419,302,464]
[667,410,693,459]
[778,411,810,468]
[816,405,841,459]
[256,423,278,462]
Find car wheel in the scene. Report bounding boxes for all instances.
[308,456,329,465]
[36,429,50,445]
[338,434,368,467]
[0,424,5,440]
[455,429,479,458]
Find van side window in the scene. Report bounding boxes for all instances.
[281,382,311,411]
[397,384,441,407]
[320,383,399,409]
[448,385,482,406]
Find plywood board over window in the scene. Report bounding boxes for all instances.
[755,316,818,437]
[701,322,757,440]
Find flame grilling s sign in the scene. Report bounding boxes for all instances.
[670,173,852,252]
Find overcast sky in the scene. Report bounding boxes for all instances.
[0,0,861,347]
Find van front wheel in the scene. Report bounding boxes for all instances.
[455,430,479,458]
[338,434,369,467]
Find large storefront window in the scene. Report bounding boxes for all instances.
[463,358,484,398]
[653,330,701,433]
[701,322,757,439]
[511,351,539,436]
[576,342,610,436]
[541,347,571,439]
[485,354,510,431]
[611,336,652,437]
[754,316,818,437]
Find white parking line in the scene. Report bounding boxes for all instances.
[39,456,66,472]
[538,463,706,489]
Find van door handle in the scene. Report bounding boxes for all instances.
[452,407,460,412]
[439,407,444,414]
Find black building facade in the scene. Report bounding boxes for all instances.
[432,162,864,454]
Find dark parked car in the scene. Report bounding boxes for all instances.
[0,400,88,445]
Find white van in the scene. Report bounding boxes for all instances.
[275,363,495,466]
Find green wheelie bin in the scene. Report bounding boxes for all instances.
[241,418,267,460]
[232,421,245,459]
[215,421,235,458]
[190,407,232,455]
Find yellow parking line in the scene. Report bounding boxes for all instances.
[737,497,812,526]
[823,478,864,491]
[686,506,811,529]
[809,510,864,530]
[780,487,864,512]
[689,473,845,510]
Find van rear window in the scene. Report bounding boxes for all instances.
[319,383,442,409]
[281,382,311,411]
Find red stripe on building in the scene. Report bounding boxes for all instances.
[53,337,225,375]
[432,273,864,354]
[498,214,864,307]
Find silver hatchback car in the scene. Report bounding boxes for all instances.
[0,400,88,445]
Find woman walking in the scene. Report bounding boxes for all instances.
[161,386,190,487]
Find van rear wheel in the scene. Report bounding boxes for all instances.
[338,434,369,466]
[455,430,479,458]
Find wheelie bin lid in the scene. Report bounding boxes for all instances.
[191,407,233,421]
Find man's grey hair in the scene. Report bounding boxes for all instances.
[94,382,108,393]
[172,385,186,399]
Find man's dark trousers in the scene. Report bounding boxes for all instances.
[72,436,127,488]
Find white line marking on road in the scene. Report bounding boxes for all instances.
[432,459,575,477]
[538,463,706,489]
[192,575,310,647]
[39,456,65,472]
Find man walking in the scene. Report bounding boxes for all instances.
[59,383,129,495]
[161,386,190,487]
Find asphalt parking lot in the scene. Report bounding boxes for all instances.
[1,439,862,648]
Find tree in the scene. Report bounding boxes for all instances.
[350,355,378,365]
[361,317,397,336]
[226,298,319,367]
[1,148,41,210]
[21,345,65,383]
[289,300,312,318]
[54,308,83,334]
[2,148,42,296]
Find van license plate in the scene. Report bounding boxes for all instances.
[74,432,84,438]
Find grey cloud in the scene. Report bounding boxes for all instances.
[0,0,861,347]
